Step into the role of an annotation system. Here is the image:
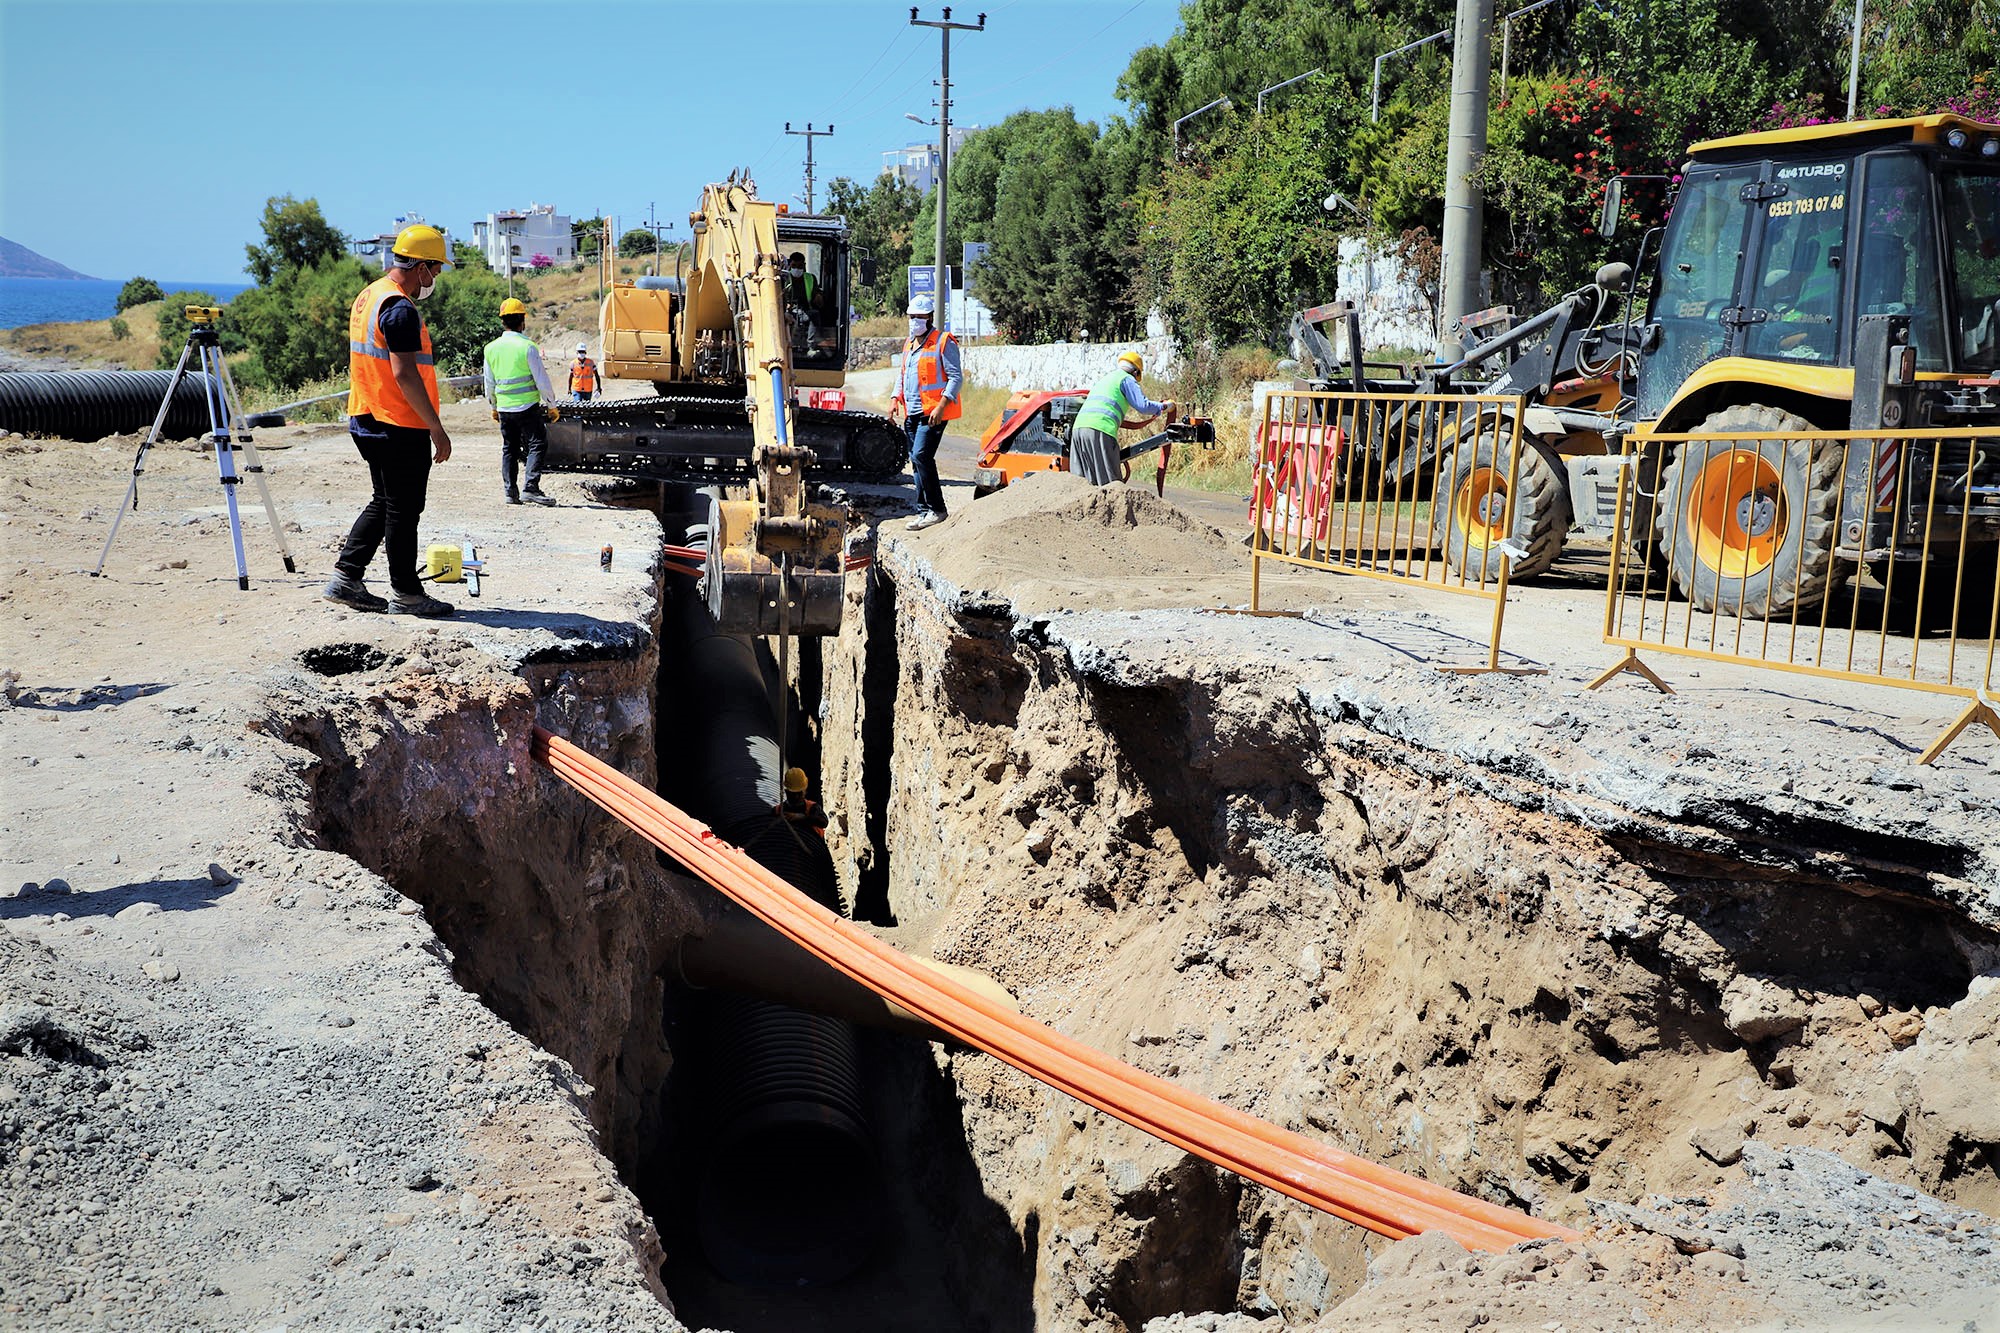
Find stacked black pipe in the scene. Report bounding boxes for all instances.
[0,371,216,443]
[659,522,883,1287]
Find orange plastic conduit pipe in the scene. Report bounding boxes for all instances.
[531,726,1579,1252]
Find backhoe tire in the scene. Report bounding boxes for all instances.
[1654,404,1847,616]
[1439,433,1571,581]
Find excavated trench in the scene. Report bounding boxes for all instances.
[273,483,1999,1332]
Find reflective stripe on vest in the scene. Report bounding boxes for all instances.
[485,332,541,411]
[346,275,438,428]
[1073,369,1132,437]
[907,330,962,421]
[572,358,597,391]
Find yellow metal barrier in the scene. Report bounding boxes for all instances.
[1248,390,1545,675]
[1592,426,2000,763]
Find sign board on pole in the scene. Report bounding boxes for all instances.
[907,265,950,331]
[961,243,989,292]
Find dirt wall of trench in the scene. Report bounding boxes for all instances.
[812,545,2000,1331]
[265,621,703,1206]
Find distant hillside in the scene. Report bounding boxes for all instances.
[0,236,95,280]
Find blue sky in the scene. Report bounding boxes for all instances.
[0,0,1183,283]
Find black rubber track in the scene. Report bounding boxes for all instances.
[0,370,217,443]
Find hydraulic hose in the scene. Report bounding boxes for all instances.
[0,370,215,442]
[532,726,1581,1252]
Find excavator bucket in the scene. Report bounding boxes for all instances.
[702,495,850,636]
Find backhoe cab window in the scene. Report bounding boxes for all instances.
[1855,154,1946,370]
[1744,163,1848,363]
[783,243,843,371]
[1642,167,1754,416]
[1943,168,2000,372]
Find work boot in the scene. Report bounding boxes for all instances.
[523,490,555,506]
[906,510,946,531]
[322,573,387,613]
[387,591,455,618]
[505,491,522,505]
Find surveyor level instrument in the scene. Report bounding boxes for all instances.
[93,306,297,589]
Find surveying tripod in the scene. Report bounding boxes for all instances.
[93,306,297,589]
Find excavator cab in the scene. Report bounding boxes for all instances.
[775,215,851,386]
[1615,115,2000,614]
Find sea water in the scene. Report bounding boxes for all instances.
[0,277,254,330]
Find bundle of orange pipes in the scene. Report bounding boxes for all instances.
[531,726,1579,1252]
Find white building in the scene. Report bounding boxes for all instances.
[880,125,980,195]
[349,213,450,269]
[470,203,574,272]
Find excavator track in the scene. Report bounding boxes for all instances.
[542,393,909,486]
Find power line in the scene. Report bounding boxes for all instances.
[965,0,1145,101]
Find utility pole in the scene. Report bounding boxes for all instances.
[910,7,985,331]
[1438,0,1494,361]
[1846,0,1866,119]
[644,201,670,275]
[786,122,835,213]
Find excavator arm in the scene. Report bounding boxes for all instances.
[684,178,857,637]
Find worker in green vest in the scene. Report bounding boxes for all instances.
[482,297,559,505]
[1069,349,1174,485]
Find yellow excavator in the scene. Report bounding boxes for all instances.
[545,176,908,635]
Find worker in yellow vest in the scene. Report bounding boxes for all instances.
[1069,349,1175,486]
[890,293,960,531]
[568,343,600,402]
[483,298,558,505]
[325,223,455,618]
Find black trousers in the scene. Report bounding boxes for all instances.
[335,428,431,595]
[500,409,547,495]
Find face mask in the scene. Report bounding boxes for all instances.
[416,277,436,300]
[909,318,929,338]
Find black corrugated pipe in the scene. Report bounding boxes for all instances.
[660,547,883,1287]
[0,371,217,443]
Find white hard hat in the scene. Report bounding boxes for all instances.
[576,343,589,353]
[907,294,936,316]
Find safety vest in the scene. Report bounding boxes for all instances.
[572,356,597,392]
[346,275,438,429]
[903,329,962,420]
[484,331,541,411]
[1073,369,1134,437]
[791,272,817,304]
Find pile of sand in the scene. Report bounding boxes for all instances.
[901,470,1240,615]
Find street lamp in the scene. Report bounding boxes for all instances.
[1371,28,1450,123]
[1257,68,1320,114]
[1172,96,1234,156]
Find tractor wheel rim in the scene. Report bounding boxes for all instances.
[1455,466,1507,550]
[1687,449,1786,580]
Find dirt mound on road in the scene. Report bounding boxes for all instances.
[902,470,1238,616]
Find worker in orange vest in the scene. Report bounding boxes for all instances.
[324,223,455,618]
[890,293,960,531]
[569,344,600,402]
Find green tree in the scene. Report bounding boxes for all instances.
[1143,86,1351,347]
[825,171,923,316]
[618,227,660,259]
[451,240,490,272]
[243,195,347,285]
[116,276,163,312]
[573,216,609,262]
[225,257,371,388]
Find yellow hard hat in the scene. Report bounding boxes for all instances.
[1118,350,1144,376]
[499,297,529,317]
[391,223,452,266]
